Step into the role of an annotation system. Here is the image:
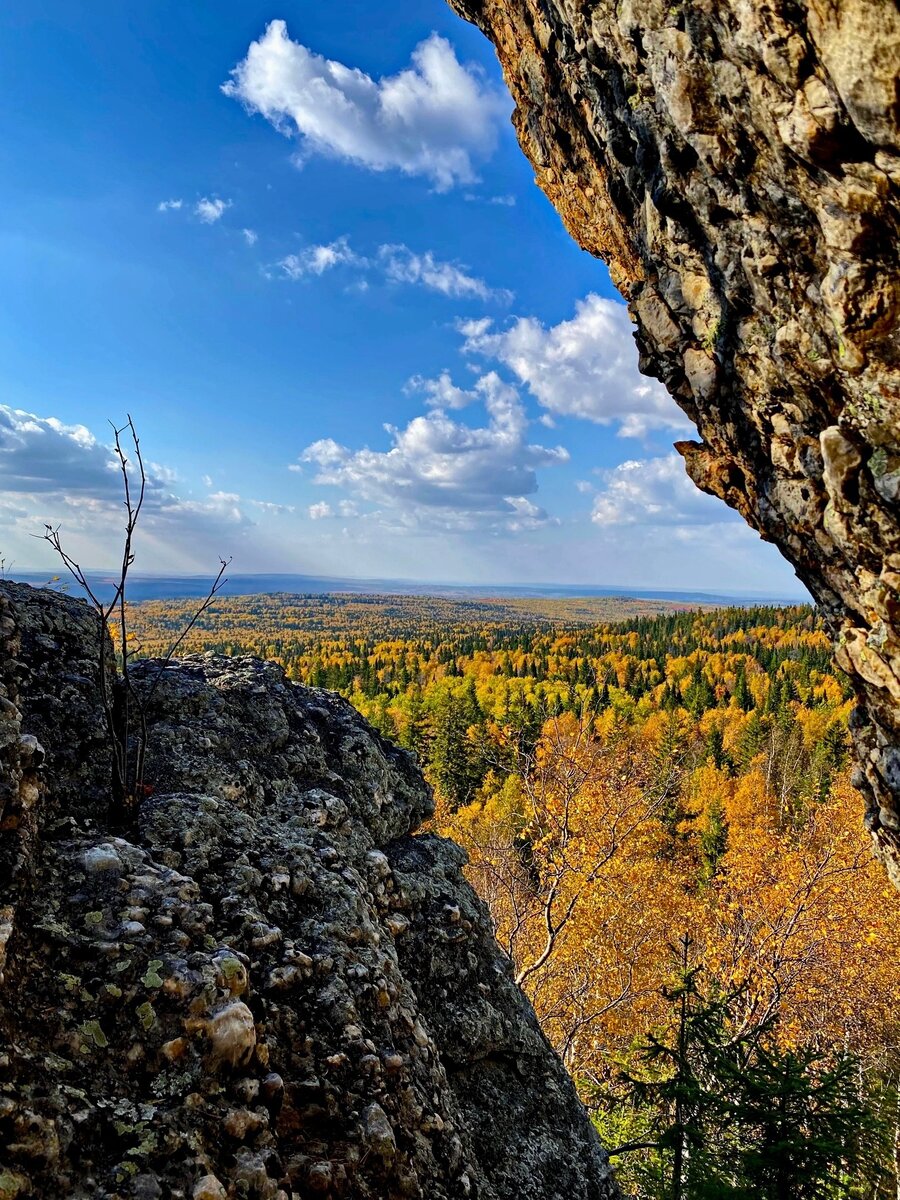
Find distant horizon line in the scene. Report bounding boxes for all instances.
[7,567,810,606]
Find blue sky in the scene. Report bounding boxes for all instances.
[0,1,804,595]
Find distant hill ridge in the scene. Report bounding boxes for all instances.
[9,570,807,608]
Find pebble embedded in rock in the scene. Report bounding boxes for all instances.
[362,1102,397,1161]
[192,1176,227,1200]
[82,845,122,874]
[204,1001,257,1069]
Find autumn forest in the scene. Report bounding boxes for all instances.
[127,593,900,1197]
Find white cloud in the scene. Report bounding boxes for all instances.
[169,493,247,525]
[249,498,294,514]
[0,406,251,567]
[405,371,476,410]
[308,501,333,520]
[461,294,689,437]
[276,237,360,279]
[242,228,258,246]
[590,454,733,527]
[223,21,509,191]
[0,409,119,500]
[194,196,231,224]
[302,438,345,468]
[464,192,516,207]
[505,494,558,532]
[300,372,567,532]
[377,244,511,302]
[158,196,236,227]
[272,237,508,301]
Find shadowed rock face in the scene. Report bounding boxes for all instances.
[447,0,900,880]
[0,582,617,1200]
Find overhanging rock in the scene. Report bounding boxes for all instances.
[448,0,900,880]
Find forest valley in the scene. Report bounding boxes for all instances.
[127,595,900,1198]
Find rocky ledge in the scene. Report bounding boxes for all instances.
[0,582,617,1200]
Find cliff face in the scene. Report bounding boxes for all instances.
[0,582,617,1200]
[447,0,900,880]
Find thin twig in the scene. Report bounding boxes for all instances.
[39,416,231,821]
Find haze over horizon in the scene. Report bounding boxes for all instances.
[7,567,809,606]
[1,1,801,596]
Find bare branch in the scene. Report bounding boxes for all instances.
[38,416,231,824]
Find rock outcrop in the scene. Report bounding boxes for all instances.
[0,582,617,1200]
[447,0,900,879]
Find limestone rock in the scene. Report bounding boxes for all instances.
[447,0,900,882]
[0,582,617,1200]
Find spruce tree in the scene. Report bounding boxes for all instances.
[704,724,726,770]
[733,666,753,712]
[723,1047,882,1200]
[613,950,890,1200]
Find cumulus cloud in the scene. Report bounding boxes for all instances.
[461,294,690,438]
[194,196,231,223]
[242,228,258,246]
[0,406,251,564]
[299,372,567,532]
[157,196,235,227]
[405,371,476,410]
[0,409,121,500]
[223,21,509,191]
[505,495,557,532]
[308,501,333,520]
[276,237,360,279]
[377,245,511,302]
[590,454,733,527]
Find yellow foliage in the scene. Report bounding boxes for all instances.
[451,725,900,1089]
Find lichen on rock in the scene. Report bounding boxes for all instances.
[0,582,617,1199]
